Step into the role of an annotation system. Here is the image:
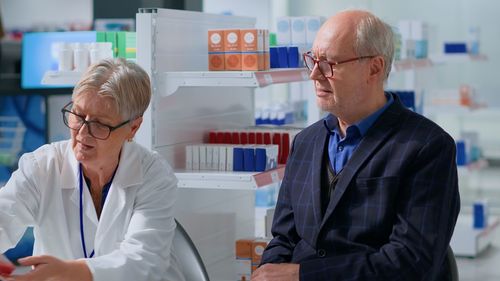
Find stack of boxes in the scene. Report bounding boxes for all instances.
[271,16,324,68]
[235,238,272,281]
[185,128,300,172]
[396,20,428,59]
[456,131,481,166]
[185,143,279,172]
[96,31,136,60]
[208,29,269,71]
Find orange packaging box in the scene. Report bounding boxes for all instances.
[251,238,271,272]
[224,29,242,71]
[240,29,265,71]
[263,29,270,70]
[236,238,253,281]
[208,30,225,71]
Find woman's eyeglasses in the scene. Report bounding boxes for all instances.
[61,102,130,140]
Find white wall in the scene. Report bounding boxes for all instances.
[0,0,93,30]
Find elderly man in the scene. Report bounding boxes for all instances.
[253,10,460,281]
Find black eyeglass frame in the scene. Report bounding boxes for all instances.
[303,51,377,78]
[61,102,131,140]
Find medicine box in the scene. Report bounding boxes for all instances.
[251,238,271,272]
[105,32,118,57]
[410,21,428,59]
[304,16,324,45]
[264,29,270,70]
[117,32,136,59]
[185,145,193,170]
[208,30,225,71]
[235,239,253,281]
[444,43,467,54]
[291,17,306,45]
[224,29,242,70]
[192,145,200,170]
[276,17,292,46]
[397,20,413,59]
[241,29,265,71]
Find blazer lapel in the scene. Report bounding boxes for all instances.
[311,123,329,230]
[320,99,405,229]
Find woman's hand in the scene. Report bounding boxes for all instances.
[6,255,92,281]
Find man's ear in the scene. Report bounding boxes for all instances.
[369,56,385,81]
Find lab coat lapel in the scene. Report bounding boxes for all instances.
[320,99,403,229]
[60,142,79,203]
[94,142,143,252]
[56,141,99,257]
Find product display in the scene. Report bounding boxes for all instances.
[72,42,90,72]
[208,28,269,71]
[235,237,271,281]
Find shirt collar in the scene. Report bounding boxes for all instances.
[323,92,394,137]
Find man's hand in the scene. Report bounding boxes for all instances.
[251,263,299,281]
[6,255,92,281]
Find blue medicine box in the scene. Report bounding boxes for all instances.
[444,43,467,54]
[455,141,467,166]
[287,46,299,68]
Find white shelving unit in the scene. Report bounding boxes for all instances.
[429,53,488,65]
[175,166,285,190]
[450,215,499,257]
[389,54,488,97]
[392,54,488,72]
[135,8,305,281]
[160,69,309,97]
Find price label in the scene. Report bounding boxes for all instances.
[301,71,310,80]
[270,171,279,183]
[264,74,273,85]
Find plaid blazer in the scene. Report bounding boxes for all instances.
[261,94,460,281]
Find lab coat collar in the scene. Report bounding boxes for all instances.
[59,140,144,189]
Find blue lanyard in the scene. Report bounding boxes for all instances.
[79,163,118,258]
[79,163,94,258]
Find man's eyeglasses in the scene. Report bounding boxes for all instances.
[61,102,131,140]
[303,51,376,78]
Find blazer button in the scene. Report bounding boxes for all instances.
[317,249,326,257]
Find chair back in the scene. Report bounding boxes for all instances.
[446,245,459,281]
[173,219,210,281]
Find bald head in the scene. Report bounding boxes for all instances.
[314,10,395,80]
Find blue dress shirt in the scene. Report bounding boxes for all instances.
[323,93,394,173]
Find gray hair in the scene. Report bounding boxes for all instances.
[354,14,394,80]
[72,58,151,120]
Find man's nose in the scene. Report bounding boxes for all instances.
[309,63,326,80]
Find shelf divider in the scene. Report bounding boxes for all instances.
[160,68,310,96]
[175,165,285,190]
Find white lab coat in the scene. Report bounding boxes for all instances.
[0,140,185,281]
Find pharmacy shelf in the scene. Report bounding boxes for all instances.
[450,215,499,257]
[393,58,433,71]
[159,68,310,96]
[457,159,489,175]
[175,165,285,190]
[393,54,488,72]
[41,70,83,86]
[429,53,488,64]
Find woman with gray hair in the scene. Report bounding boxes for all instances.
[0,58,184,281]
